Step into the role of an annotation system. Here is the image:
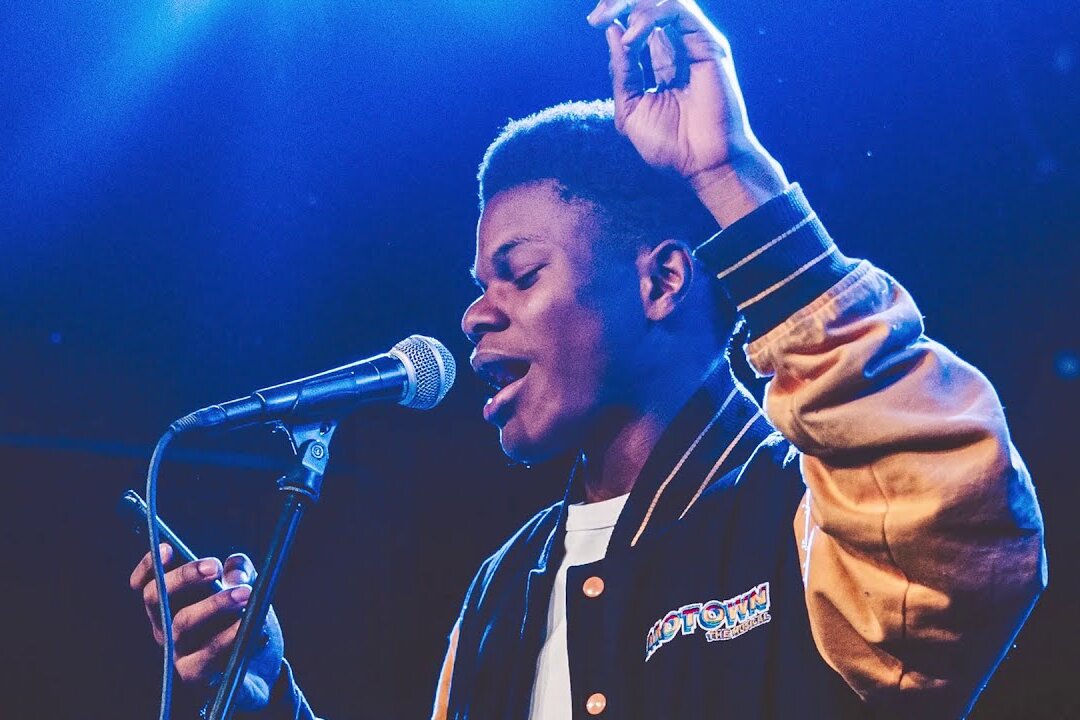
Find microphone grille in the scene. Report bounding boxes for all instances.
[392,335,457,409]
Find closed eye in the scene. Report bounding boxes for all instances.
[513,265,544,290]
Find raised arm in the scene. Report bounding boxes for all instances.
[696,187,1046,716]
[589,0,1046,714]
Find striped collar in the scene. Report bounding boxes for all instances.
[556,362,774,556]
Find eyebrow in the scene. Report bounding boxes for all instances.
[468,236,542,288]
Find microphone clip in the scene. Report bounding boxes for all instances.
[273,420,339,503]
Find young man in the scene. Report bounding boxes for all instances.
[130,1,1046,717]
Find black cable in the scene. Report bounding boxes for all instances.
[146,427,177,720]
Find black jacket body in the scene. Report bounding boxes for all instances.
[446,369,870,719]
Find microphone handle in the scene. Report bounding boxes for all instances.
[176,354,409,431]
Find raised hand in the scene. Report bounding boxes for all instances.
[129,544,284,711]
[587,0,788,226]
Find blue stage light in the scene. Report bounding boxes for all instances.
[4,1,228,222]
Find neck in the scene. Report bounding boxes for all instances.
[579,410,663,503]
[580,355,720,504]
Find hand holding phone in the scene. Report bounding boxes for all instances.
[120,490,285,710]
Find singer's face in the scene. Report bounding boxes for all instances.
[463,180,646,463]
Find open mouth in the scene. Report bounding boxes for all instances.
[474,357,531,392]
[471,353,533,425]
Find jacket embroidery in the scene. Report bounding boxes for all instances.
[645,582,772,661]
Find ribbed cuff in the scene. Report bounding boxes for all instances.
[231,659,316,720]
[694,184,857,338]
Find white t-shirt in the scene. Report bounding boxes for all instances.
[527,493,630,719]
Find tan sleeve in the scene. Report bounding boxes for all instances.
[746,262,1046,717]
[431,622,460,720]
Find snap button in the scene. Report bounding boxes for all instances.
[585,692,607,715]
[582,576,605,598]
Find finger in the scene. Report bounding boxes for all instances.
[142,557,223,630]
[673,0,719,37]
[223,553,256,588]
[623,1,717,47]
[606,23,644,129]
[647,26,677,87]
[172,585,252,654]
[142,557,223,607]
[175,617,242,685]
[587,0,633,28]
[129,543,175,591]
[621,3,673,47]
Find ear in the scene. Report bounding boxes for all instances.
[638,239,695,322]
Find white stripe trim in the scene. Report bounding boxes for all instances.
[800,491,815,585]
[629,386,739,548]
[715,212,818,280]
[677,409,762,519]
[737,244,837,312]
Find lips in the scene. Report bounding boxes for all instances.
[471,351,532,424]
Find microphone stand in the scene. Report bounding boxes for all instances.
[206,419,338,720]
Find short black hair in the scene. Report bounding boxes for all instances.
[478,100,720,247]
[477,99,737,340]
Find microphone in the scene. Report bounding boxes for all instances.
[170,335,456,432]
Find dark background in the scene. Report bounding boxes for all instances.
[1,1,1077,717]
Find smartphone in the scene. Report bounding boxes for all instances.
[118,489,225,593]
[119,488,271,658]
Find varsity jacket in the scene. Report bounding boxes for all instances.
[263,186,1046,719]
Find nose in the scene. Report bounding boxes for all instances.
[461,292,508,346]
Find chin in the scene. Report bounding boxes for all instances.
[497,416,579,466]
[498,432,560,466]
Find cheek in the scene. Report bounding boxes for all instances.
[532,296,608,380]
[529,291,636,408]
[499,282,641,461]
